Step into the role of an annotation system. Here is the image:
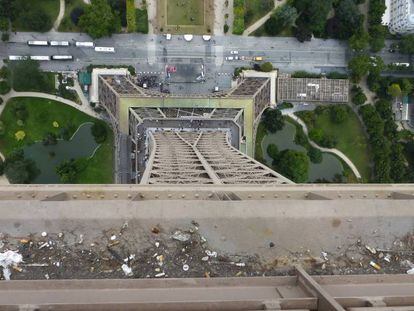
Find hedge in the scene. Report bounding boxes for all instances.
[136,8,148,34]
[233,0,245,35]
[126,0,136,32]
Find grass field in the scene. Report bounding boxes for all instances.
[167,0,204,25]
[244,0,274,27]
[0,98,114,183]
[254,122,267,164]
[296,107,372,181]
[58,0,87,32]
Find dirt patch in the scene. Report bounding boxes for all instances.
[155,0,215,34]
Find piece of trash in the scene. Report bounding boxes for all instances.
[78,234,84,244]
[269,242,275,248]
[205,250,217,258]
[23,263,48,267]
[155,272,165,278]
[20,239,29,244]
[235,271,243,277]
[155,242,160,248]
[365,245,376,254]
[200,236,207,243]
[370,261,381,270]
[41,232,47,237]
[183,264,189,271]
[407,268,414,274]
[384,254,391,263]
[38,242,49,250]
[152,227,160,234]
[201,256,209,261]
[58,232,64,238]
[235,262,245,267]
[44,274,50,280]
[110,235,117,241]
[321,252,328,261]
[204,272,210,278]
[171,230,191,242]
[121,264,133,276]
[12,265,22,273]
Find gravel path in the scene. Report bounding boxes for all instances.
[52,0,65,32]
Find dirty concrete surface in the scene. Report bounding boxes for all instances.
[0,221,413,281]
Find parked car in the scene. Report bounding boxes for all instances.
[230,50,239,55]
[226,56,234,61]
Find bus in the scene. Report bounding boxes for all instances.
[94,46,115,53]
[50,41,70,47]
[8,55,28,61]
[30,56,51,61]
[392,62,410,67]
[75,41,95,47]
[27,41,49,46]
[51,55,73,61]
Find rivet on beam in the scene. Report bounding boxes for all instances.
[208,193,213,198]
[114,194,118,198]
[274,194,278,198]
[195,193,199,198]
[17,194,21,199]
[127,194,132,199]
[31,194,36,198]
[155,194,159,199]
[100,195,105,199]
[248,194,252,198]
[72,195,77,199]
[181,194,185,198]
[363,194,367,198]
[86,194,91,199]
[287,194,290,198]
[261,194,265,198]
[168,194,172,198]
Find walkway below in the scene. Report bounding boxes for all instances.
[52,0,65,32]
[1,90,103,120]
[243,0,286,36]
[286,112,362,180]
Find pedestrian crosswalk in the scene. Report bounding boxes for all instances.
[217,72,232,76]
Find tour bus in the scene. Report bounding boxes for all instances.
[30,55,51,61]
[27,40,49,46]
[51,55,73,61]
[75,41,95,48]
[50,41,70,47]
[8,55,28,60]
[392,62,410,67]
[94,46,115,53]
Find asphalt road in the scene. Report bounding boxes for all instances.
[0,32,410,75]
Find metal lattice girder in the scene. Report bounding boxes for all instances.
[141,130,293,185]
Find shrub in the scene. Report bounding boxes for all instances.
[260,62,273,72]
[136,8,148,33]
[126,0,136,32]
[91,122,108,143]
[267,144,279,160]
[224,23,229,33]
[0,80,10,95]
[1,32,9,42]
[308,147,323,164]
[232,0,245,35]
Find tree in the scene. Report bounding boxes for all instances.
[309,128,324,142]
[78,0,119,38]
[274,149,309,183]
[348,54,371,82]
[262,108,284,133]
[308,147,322,164]
[400,34,414,54]
[3,149,39,184]
[265,4,298,36]
[352,86,367,106]
[42,132,58,146]
[70,7,85,25]
[1,32,9,42]
[91,122,108,143]
[8,59,52,93]
[369,24,386,52]
[400,78,413,95]
[293,0,332,37]
[55,159,79,183]
[333,0,364,39]
[267,144,279,160]
[330,105,348,123]
[387,83,402,98]
[260,62,273,72]
[0,80,10,95]
[349,31,369,51]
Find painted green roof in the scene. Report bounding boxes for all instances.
[79,72,92,85]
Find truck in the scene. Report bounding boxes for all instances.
[75,41,95,48]
[253,56,264,61]
[94,46,115,53]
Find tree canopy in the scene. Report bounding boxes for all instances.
[262,108,284,133]
[387,83,402,98]
[7,59,53,93]
[274,149,309,183]
[264,4,298,36]
[78,0,120,38]
[348,54,371,82]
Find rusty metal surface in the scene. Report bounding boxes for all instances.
[0,268,414,310]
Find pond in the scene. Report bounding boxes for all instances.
[261,121,344,182]
[24,123,99,183]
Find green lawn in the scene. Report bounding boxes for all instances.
[255,122,267,164]
[0,98,114,183]
[167,0,204,25]
[58,0,87,32]
[245,0,273,27]
[296,107,372,181]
